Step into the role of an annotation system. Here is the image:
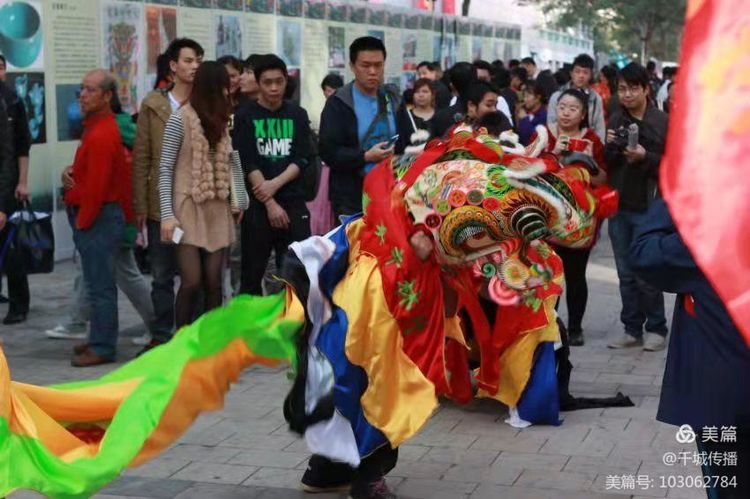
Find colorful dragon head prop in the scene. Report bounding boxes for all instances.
[357,125,616,398]
[364,125,615,305]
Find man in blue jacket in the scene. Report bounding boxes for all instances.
[630,199,750,499]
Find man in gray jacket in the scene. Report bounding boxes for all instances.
[547,54,606,141]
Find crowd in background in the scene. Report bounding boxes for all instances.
[0,38,681,360]
[4,33,750,499]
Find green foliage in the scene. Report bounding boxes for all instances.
[532,0,686,62]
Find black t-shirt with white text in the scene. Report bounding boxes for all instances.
[233,100,311,206]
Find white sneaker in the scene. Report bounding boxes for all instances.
[643,332,666,352]
[607,333,643,349]
[45,324,87,340]
[131,333,152,346]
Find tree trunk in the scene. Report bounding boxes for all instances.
[462,0,471,16]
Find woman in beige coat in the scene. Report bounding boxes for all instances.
[159,61,248,329]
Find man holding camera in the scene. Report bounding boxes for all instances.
[605,62,670,352]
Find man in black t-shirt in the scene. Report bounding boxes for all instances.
[233,54,312,295]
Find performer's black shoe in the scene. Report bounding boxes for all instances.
[349,477,397,499]
[300,454,353,493]
[3,311,27,325]
[568,331,584,346]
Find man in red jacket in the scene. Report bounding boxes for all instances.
[64,69,128,367]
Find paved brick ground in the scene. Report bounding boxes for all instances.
[4,230,707,499]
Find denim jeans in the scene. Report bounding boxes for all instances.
[70,203,124,359]
[147,220,176,343]
[608,209,668,338]
[72,247,156,332]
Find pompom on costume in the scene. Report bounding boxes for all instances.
[0,125,617,497]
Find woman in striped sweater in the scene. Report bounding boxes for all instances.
[159,61,248,329]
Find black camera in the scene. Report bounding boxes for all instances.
[611,123,639,152]
[611,127,631,151]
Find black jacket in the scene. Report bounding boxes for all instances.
[605,104,669,212]
[318,82,401,213]
[433,80,452,110]
[0,83,30,215]
[431,98,467,139]
[0,84,18,215]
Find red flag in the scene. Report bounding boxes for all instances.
[661,0,750,345]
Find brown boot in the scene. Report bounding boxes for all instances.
[71,348,114,367]
[73,342,89,355]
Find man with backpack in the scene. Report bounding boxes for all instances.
[233,54,313,295]
[319,36,402,220]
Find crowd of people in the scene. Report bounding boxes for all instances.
[2,34,749,499]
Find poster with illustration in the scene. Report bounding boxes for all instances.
[0,0,44,71]
[368,30,384,42]
[102,1,143,114]
[369,8,386,27]
[401,71,416,91]
[215,15,242,58]
[388,12,403,29]
[145,6,176,80]
[402,32,416,70]
[278,0,303,17]
[327,26,345,69]
[287,67,301,104]
[246,0,274,14]
[444,36,456,69]
[305,0,327,19]
[350,5,367,24]
[55,83,83,142]
[180,0,211,7]
[277,19,301,67]
[328,0,348,22]
[472,36,482,61]
[405,14,418,30]
[6,72,45,144]
[216,0,243,9]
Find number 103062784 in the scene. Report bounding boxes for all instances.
[659,475,737,489]
[605,474,738,491]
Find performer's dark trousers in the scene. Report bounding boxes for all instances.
[553,245,591,336]
[309,446,399,484]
